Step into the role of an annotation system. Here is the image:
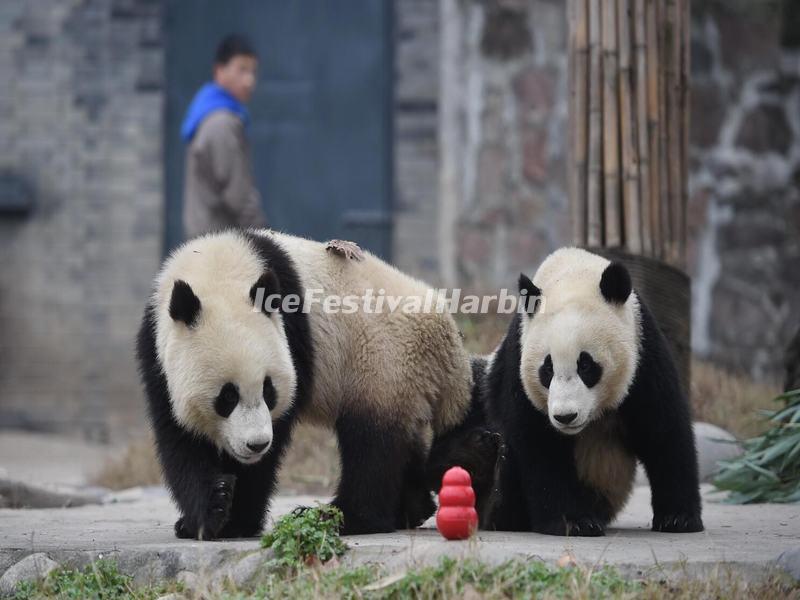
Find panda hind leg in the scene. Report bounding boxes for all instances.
[395,442,436,530]
[333,410,413,535]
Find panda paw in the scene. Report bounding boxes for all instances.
[537,517,606,537]
[652,512,704,533]
[468,428,504,454]
[202,474,236,538]
[174,516,194,539]
[174,475,237,540]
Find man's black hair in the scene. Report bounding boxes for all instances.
[214,34,257,65]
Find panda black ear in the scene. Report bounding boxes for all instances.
[518,273,541,317]
[250,271,281,315]
[600,262,632,305]
[169,280,201,327]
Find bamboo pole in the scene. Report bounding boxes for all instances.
[666,0,681,265]
[568,0,577,242]
[657,0,671,260]
[646,0,661,259]
[570,0,589,246]
[679,0,690,266]
[634,0,651,256]
[568,0,689,268]
[602,0,621,247]
[618,0,642,254]
[587,0,604,246]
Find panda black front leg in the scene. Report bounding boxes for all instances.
[218,420,295,538]
[619,304,704,534]
[145,385,238,539]
[174,474,236,539]
[494,412,612,537]
[333,410,412,534]
[521,456,611,537]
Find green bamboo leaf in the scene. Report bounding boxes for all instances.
[758,435,800,464]
[714,389,800,503]
[741,460,780,481]
[774,389,800,403]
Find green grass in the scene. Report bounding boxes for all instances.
[228,557,641,599]
[13,556,799,600]
[12,559,180,600]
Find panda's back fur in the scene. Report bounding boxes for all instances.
[268,230,472,437]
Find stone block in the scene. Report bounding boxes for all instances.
[0,553,59,596]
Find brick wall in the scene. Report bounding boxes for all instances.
[0,0,441,439]
[0,0,163,440]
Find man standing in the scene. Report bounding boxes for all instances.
[181,34,267,238]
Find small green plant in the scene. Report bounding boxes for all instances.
[260,504,348,568]
[714,388,800,503]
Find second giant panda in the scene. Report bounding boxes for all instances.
[137,229,474,539]
[483,247,703,536]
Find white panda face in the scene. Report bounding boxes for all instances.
[517,257,641,436]
[214,380,273,464]
[521,307,619,434]
[156,276,297,464]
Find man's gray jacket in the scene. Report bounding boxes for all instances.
[183,110,267,238]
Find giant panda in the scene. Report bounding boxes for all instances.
[136,229,473,539]
[483,247,703,536]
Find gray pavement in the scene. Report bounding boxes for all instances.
[1,485,798,585]
[1,429,798,589]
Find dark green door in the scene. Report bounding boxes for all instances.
[164,1,393,259]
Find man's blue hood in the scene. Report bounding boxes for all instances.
[180,82,249,142]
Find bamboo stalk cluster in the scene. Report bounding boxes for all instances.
[568,0,690,268]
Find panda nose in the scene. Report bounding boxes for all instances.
[554,412,578,425]
[247,441,269,454]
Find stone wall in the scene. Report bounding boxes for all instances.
[688,4,800,378]
[439,0,571,289]
[392,0,441,282]
[441,0,800,379]
[0,0,163,439]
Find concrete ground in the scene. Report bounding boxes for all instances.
[1,430,799,589]
[2,485,799,583]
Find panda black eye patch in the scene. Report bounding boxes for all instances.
[539,354,554,389]
[263,376,277,411]
[577,351,603,388]
[214,382,240,418]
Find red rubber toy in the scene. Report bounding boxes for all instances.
[436,466,478,540]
